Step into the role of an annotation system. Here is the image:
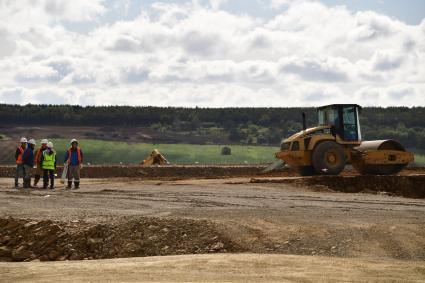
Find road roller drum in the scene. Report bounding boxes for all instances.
[351,140,414,175]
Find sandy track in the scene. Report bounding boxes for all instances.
[1,253,424,282]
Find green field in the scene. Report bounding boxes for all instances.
[3,138,424,166]
[45,139,279,165]
[414,154,425,166]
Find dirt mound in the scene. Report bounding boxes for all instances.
[0,217,240,262]
[1,165,423,180]
[0,165,295,179]
[251,175,425,198]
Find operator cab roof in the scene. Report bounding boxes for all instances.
[317,104,362,112]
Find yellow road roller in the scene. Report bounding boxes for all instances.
[275,104,414,176]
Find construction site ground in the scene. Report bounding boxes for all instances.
[1,168,425,282]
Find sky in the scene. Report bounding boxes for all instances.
[0,0,424,107]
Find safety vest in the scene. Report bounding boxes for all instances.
[42,151,56,170]
[35,147,46,163]
[16,147,24,165]
[67,147,82,165]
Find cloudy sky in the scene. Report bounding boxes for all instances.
[0,0,424,107]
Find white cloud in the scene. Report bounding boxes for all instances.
[0,0,106,28]
[354,84,424,106]
[209,0,228,10]
[270,0,296,9]
[371,51,404,71]
[278,56,351,82]
[0,0,423,107]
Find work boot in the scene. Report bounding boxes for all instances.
[33,177,39,187]
[66,181,72,189]
[26,179,33,189]
[74,181,80,189]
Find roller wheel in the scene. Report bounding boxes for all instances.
[297,166,316,176]
[312,141,346,175]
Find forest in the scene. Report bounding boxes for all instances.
[1,104,424,150]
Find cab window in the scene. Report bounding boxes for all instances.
[318,108,339,126]
[342,106,358,141]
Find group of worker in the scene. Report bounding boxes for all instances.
[15,138,83,190]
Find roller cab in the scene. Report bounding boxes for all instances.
[275,104,414,176]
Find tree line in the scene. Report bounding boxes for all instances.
[0,104,424,150]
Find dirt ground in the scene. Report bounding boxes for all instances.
[2,253,425,282]
[0,176,424,281]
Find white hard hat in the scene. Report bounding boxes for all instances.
[28,139,36,145]
[41,139,48,144]
[47,142,54,148]
[20,137,27,143]
[70,138,78,144]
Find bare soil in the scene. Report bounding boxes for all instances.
[1,177,425,260]
[0,175,424,281]
[0,164,423,180]
[1,254,425,282]
[0,164,293,179]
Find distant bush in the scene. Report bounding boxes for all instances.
[47,134,62,139]
[221,146,232,155]
[85,132,98,137]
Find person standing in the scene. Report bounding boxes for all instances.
[22,139,36,188]
[33,139,48,187]
[40,142,56,190]
[15,137,27,188]
[64,139,83,189]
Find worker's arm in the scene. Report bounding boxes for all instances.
[39,154,43,167]
[15,148,20,160]
[64,150,69,164]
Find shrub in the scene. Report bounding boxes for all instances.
[221,146,231,155]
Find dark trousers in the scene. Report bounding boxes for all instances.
[43,169,55,189]
[23,165,33,188]
[15,164,25,186]
[34,167,43,186]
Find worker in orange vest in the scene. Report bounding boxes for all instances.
[14,137,27,188]
[64,139,83,189]
[33,139,49,187]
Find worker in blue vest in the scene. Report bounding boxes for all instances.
[22,139,36,188]
[64,139,83,189]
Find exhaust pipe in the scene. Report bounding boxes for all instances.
[302,112,307,130]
